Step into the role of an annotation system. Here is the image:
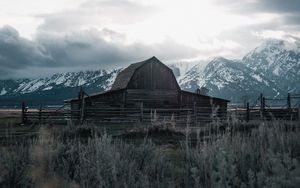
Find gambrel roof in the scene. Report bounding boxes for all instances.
[111,56,177,90]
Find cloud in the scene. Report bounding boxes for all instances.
[0,25,199,79]
[0,25,53,68]
[215,0,300,27]
[37,0,160,33]
[209,0,300,46]
[1,0,300,80]
[283,14,300,26]
[214,0,300,13]
[257,0,300,13]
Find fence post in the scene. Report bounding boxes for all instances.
[193,102,197,126]
[260,93,263,112]
[77,87,86,124]
[78,89,81,121]
[262,97,265,111]
[298,105,300,122]
[80,95,85,125]
[260,95,266,118]
[287,93,291,109]
[78,87,84,122]
[246,102,250,122]
[39,105,42,124]
[21,102,26,125]
[287,93,292,120]
[140,102,143,122]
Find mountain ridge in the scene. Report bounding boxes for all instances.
[1,38,300,105]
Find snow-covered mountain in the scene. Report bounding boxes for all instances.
[0,69,120,106]
[183,57,283,101]
[1,69,118,95]
[175,39,300,102]
[243,39,300,93]
[1,38,300,105]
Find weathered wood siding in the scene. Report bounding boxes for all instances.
[126,89,179,108]
[179,91,227,118]
[179,91,212,107]
[127,61,179,90]
[89,90,126,107]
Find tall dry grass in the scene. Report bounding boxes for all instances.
[0,120,299,187]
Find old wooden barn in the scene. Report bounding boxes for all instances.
[66,57,229,123]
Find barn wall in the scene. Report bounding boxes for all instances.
[179,91,228,119]
[71,101,79,110]
[70,90,127,110]
[70,101,80,120]
[219,102,227,114]
[89,90,126,107]
[126,89,179,108]
[179,91,212,107]
[127,61,179,90]
[213,101,227,117]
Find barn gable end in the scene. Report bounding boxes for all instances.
[111,56,180,91]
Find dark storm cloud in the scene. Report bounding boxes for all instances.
[257,0,300,13]
[35,29,198,67]
[0,26,53,69]
[214,0,300,13]
[0,25,199,79]
[283,14,300,25]
[215,0,300,27]
[249,0,300,26]
[0,68,13,79]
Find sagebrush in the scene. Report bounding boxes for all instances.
[0,120,300,188]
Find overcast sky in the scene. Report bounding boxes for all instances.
[1,0,300,79]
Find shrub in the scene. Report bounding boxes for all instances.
[0,120,299,187]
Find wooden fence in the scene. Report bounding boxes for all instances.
[20,103,300,126]
[23,105,227,126]
[7,92,299,126]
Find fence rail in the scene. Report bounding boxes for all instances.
[11,103,299,126]
[1,92,300,126]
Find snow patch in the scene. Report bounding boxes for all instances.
[252,74,262,82]
[273,66,280,76]
[77,77,86,86]
[43,86,53,91]
[0,88,7,95]
[211,79,225,90]
[54,75,66,85]
[24,80,45,93]
[102,71,118,90]
[168,61,200,77]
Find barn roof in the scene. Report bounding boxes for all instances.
[64,88,126,102]
[181,90,230,102]
[111,56,165,90]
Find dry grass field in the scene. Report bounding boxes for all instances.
[0,111,300,187]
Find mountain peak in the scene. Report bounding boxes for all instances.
[206,57,234,69]
[249,39,300,56]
